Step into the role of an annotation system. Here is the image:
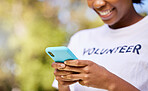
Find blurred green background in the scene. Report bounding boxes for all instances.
[0,0,103,91]
[0,0,147,91]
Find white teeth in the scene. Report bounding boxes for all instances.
[98,9,113,16]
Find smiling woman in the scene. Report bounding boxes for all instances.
[88,0,143,28]
[51,0,148,91]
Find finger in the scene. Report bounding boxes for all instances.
[56,75,79,81]
[58,80,77,86]
[51,62,65,69]
[79,80,83,85]
[61,78,79,81]
[64,60,90,67]
[61,74,85,81]
[58,66,83,73]
[54,69,73,76]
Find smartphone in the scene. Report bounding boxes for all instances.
[45,46,78,63]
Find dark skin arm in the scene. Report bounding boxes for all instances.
[58,83,70,91]
[52,60,140,91]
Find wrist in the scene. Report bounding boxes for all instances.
[58,83,69,87]
[106,73,117,91]
[106,73,140,91]
[58,83,70,91]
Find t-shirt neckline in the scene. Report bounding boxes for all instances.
[104,16,148,33]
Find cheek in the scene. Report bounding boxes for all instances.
[87,0,93,8]
[116,4,129,19]
[102,9,120,25]
[108,5,129,25]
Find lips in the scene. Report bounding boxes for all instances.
[95,8,115,19]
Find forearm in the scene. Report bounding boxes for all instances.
[58,84,70,91]
[107,73,139,91]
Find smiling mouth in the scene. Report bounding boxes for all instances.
[96,8,115,18]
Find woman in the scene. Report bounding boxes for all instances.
[52,0,148,91]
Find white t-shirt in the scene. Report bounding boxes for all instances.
[52,16,148,91]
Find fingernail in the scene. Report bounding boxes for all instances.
[61,75,64,78]
[61,64,65,68]
[64,61,67,64]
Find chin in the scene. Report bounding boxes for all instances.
[103,20,117,26]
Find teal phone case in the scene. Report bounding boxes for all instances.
[45,46,78,62]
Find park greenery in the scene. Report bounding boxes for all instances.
[0,0,103,91]
[0,0,147,91]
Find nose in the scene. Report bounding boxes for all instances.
[93,0,106,9]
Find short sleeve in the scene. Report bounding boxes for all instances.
[52,79,58,89]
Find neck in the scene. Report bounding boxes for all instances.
[109,7,144,29]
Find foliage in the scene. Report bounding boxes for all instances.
[0,0,104,91]
[14,19,66,91]
[11,1,66,91]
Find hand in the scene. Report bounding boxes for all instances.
[59,60,112,90]
[53,60,140,91]
[51,62,78,86]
